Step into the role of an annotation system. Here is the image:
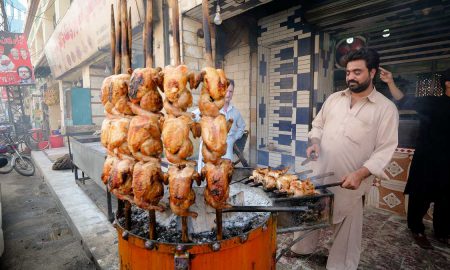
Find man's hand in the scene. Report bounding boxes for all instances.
[379,67,393,84]
[341,167,370,190]
[306,143,320,160]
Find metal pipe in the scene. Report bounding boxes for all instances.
[216,209,223,240]
[128,7,132,61]
[110,4,116,74]
[115,0,122,74]
[144,0,153,67]
[201,0,213,66]
[149,210,156,240]
[169,0,181,65]
[223,206,308,213]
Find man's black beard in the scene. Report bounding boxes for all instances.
[347,78,371,93]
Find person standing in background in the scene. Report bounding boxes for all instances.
[380,67,450,249]
[193,79,246,172]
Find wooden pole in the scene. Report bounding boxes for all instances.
[121,0,131,71]
[169,0,181,65]
[201,0,213,67]
[110,4,116,75]
[128,7,132,60]
[216,209,223,240]
[149,210,156,240]
[181,216,188,242]
[144,0,153,68]
[114,0,122,74]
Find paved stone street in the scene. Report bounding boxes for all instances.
[277,208,450,270]
[0,170,95,270]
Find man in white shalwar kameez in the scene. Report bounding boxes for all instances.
[290,48,399,270]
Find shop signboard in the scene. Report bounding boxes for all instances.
[44,0,143,79]
[0,31,35,86]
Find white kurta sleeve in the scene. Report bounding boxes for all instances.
[308,94,333,141]
[232,109,246,142]
[363,104,399,179]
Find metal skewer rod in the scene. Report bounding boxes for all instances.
[201,0,213,66]
[181,216,189,242]
[216,209,223,240]
[128,7,132,58]
[144,0,153,68]
[223,206,308,213]
[110,4,116,75]
[121,0,131,71]
[124,200,132,230]
[149,210,156,240]
[114,0,122,74]
[169,0,181,65]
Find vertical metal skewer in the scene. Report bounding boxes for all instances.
[121,0,131,71]
[124,200,132,230]
[169,0,181,65]
[201,0,213,67]
[110,4,116,74]
[114,0,122,74]
[128,7,132,60]
[216,209,223,240]
[148,210,156,240]
[181,216,189,243]
[144,0,153,68]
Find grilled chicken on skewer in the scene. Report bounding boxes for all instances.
[101,73,133,115]
[132,158,165,211]
[128,67,164,113]
[202,159,234,209]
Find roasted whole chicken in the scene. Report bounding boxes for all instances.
[128,67,164,113]
[127,103,163,160]
[101,155,117,185]
[164,164,202,217]
[196,67,228,117]
[100,117,113,149]
[200,115,232,164]
[202,159,233,209]
[132,158,165,211]
[107,116,131,156]
[109,155,135,202]
[100,73,133,115]
[159,65,195,116]
[162,114,200,164]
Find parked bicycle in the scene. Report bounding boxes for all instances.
[0,125,35,176]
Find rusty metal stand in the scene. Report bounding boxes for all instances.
[124,200,132,230]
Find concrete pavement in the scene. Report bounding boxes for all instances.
[32,150,118,270]
[0,169,95,269]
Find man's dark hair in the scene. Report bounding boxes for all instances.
[344,48,380,73]
[17,66,32,79]
[228,79,235,87]
[439,68,450,91]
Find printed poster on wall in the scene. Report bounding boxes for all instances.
[0,31,35,85]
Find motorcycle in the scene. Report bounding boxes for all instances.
[0,126,35,176]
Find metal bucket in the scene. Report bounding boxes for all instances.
[114,184,277,270]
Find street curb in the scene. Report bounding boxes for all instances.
[32,151,119,270]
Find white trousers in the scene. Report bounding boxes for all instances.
[291,198,363,270]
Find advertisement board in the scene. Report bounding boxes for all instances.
[0,31,35,85]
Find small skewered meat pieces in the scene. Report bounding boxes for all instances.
[249,167,269,184]
[101,73,133,115]
[196,67,229,117]
[107,117,131,156]
[276,174,299,192]
[159,65,195,117]
[127,103,163,160]
[109,155,135,202]
[132,158,165,212]
[164,164,202,217]
[128,67,164,113]
[288,179,317,197]
[200,115,232,164]
[101,155,118,185]
[202,159,233,209]
[162,114,200,164]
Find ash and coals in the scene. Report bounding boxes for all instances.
[117,206,269,244]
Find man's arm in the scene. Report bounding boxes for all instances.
[342,104,399,189]
[307,96,331,159]
[380,67,418,110]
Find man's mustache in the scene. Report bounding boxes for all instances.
[347,80,358,84]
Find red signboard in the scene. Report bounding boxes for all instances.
[0,31,35,86]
